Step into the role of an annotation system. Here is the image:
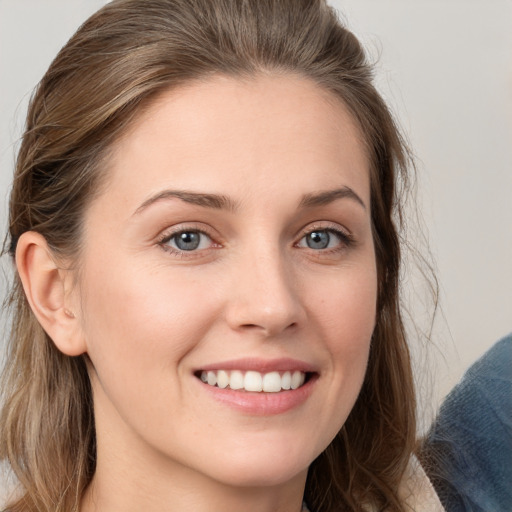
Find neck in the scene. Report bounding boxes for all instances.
[81,462,307,512]
[81,420,307,512]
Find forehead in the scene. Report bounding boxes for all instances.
[98,74,370,214]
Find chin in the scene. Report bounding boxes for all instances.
[196,436,316,488]
[213,459,308,488]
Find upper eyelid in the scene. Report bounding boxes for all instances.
[159,230,212,246]
[298,228,350,243]
[157,223,217,242]
[296,221,352,238]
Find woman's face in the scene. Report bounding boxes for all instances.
[76,75,377,489]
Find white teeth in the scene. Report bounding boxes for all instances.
[230,370,244,390]
[199,369,308,392]
[262,371,281,393]
[217,370,229,389]
[207,371,217,386]
[291,370,305,390]
[281,371,292,390]
[244,371,263,392]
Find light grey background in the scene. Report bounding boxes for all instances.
[1,0,511,498]
[332,0,512,413]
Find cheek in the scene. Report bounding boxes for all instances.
[306,259,377,389]
[313,267,377,340]
[78,259,221,378]
[77,262,225,435]
[297,263,376,452]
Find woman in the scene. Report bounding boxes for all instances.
[0,0,442,510]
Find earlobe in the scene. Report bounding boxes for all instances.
[15,231,87,356]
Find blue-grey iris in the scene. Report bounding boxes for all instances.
[175,232,201,251]
[307,231,330,249]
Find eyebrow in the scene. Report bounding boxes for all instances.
[133,185,366,216]
[134,190,238,215]
[299,187,367,210]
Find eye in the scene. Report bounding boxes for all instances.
[161,230,213,252]
[297,228,350,251]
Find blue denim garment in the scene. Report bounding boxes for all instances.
[422,334,512,511]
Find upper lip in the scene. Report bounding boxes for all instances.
[196,357,317,374]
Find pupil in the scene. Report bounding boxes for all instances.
[176,232,200,251]
[307,231,329,249]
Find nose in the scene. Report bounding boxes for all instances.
[225,249,305,337]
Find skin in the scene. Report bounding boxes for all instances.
[50,75,377,511]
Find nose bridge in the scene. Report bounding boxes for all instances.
[226,241,303,336]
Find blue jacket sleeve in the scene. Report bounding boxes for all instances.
[422,333,512,512]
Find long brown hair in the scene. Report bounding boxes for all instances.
[1,1,416,510]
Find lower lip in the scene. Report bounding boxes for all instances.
[196,375,318,415]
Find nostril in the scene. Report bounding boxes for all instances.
[238,320,298,336]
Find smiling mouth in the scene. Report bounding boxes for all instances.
[196,370,312,393]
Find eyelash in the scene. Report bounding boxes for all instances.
[295,225,355,254]
[157,225,219,257]
[157,224,354,257]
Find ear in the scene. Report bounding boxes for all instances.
[15,231,87,356]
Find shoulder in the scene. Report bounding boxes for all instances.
[422,334,512,511]
[398,456,445,512]
[304,456,445,512]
